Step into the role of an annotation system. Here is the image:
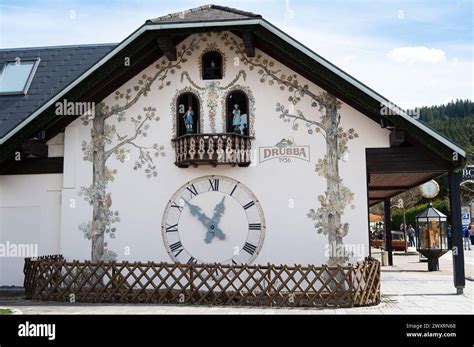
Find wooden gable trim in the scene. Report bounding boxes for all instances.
[0,157,63,175]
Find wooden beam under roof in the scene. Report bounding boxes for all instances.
[366,147,452,174]
[242,31,255,57]
[156,36,177,61]
[0,157,63,175]
[367,171,445,204]
[21,138,48,158]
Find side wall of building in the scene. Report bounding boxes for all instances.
[0,174,62,286]
[0,134,64,286]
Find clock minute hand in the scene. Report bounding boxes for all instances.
[208,197,226,240]
[211,196,226,226]
[184,199,211,227]
[184,199,222,243]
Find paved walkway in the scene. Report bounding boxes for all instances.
[370,247,473,314]
[1,249,472,314]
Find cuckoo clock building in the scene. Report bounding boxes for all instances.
[0,5,465,286]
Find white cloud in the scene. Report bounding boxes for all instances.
[281,27,473,108]
[387,46,447,64]
[1,2,471,108]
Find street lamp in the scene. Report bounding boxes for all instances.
[415,203,448,271]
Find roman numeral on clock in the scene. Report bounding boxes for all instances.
[170,241,184,257]
[209,178,219,191]
[166,223,178,232]
[187,256,197,264]
[186,184,198,196]
[249,223,261,231]
[242,242,257,255]
[243,201,255,210]
[170,201,183,212]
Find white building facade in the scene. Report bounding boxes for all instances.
[0,6,464,286]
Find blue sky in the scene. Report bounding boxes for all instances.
[0,0,472,107]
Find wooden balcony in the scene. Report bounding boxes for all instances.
[172,133,253,168]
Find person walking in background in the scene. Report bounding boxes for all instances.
[447,225,452,250]
[470,223,474,246]
[463,225,471,250]
[407,224,415,247]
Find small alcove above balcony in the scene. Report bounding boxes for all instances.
[172,133,253,168]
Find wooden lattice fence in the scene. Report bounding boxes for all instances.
[23,254,64,300]
[23,256,380,308]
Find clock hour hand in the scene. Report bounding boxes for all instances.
[204,230,214,243]
[184,199,225,243]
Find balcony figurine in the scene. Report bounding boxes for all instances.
[173,102,252,167]
[183,106,194,134]
[232,104,241,134]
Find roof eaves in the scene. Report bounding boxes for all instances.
[0,16,466,160]
[0,43,117,52]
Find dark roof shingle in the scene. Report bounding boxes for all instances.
[0,44,116,138]
[146,4,261,24]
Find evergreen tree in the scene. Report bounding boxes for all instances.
[409,100,474,153]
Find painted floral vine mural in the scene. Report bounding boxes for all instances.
[80,36,206,262]
[79,29,359,265]
[220,32,359,265]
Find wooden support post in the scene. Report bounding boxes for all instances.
[448,171,465,294]
[384,199,393,266]
[366,167,372,257]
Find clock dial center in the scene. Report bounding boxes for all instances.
[178,191,248,263]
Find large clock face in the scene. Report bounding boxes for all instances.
[162,175,266,264]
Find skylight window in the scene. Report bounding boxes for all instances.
[0,58,40,95]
